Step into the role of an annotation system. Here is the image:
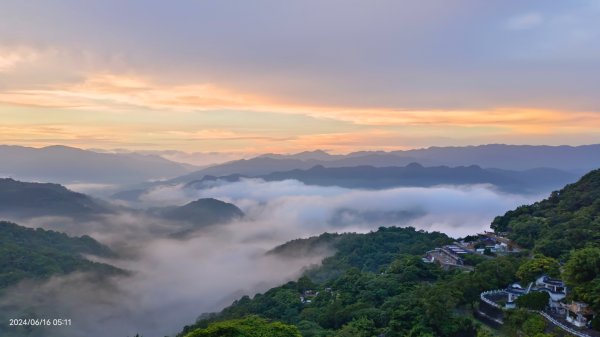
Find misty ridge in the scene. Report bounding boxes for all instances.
[0,144,595,337]
[3,144,600,190]
[0,180,538,336]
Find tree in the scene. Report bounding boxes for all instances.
[334,318,376,337]
[297,276,317,292]
[515,292,550,310]
[184,316,302,337]
[563,247,600,311]
[296,320,330,337]
[516,255,560,284]
[563,247,600,284]
[522,316,546,336]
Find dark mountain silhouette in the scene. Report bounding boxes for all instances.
[167,157,315,184]
[180,164,578,195]
[0,178,112,219]
[149,145,600,192]
[152,198,244,234]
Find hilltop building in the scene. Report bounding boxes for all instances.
[423,244,470,269]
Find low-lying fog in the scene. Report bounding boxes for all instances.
[1,179,540,337]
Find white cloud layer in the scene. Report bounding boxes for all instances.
[0,180,541,336]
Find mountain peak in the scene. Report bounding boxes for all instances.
[159,198,244,229]
[406,162,424,169]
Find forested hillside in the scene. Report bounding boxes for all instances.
[491,168,600,258]
[178,169,600,337]
[153,198,244,232]
[0,221,122,289]
[0,178,110,218]
[179,227,524,337]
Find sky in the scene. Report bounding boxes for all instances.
[1,0,599,154]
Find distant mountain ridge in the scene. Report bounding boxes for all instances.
[271,144,600,172]
[0,178,244,237]
[175,163,578,195]
[151,144,600,189]
[0,145,194,185]
[0,178,111,219]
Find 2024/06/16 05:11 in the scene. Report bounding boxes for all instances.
[9,318,72,326]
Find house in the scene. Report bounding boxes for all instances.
[562,301,594,328]
[480,232,521,253]
[502,275,567,310]
[424,244,469,269]
[300,290,319,304]
[483,274,596,331]
[535,275,567,308]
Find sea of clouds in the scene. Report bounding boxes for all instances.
[0,179,541,337]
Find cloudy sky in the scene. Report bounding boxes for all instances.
[1,0,599,153]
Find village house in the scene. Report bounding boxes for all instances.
[462,232,521,254]
[562,301,594,328]
[484,274,599,331]
[423,244,469,269]
[300,290,319,304]
[535,276,567,309]
[503,275,567,310]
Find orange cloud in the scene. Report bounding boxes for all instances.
[2,73,599,133]
[2,72,600,154]
[0,47,40,72]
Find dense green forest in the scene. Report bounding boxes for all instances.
[491,169,600,258]
[178,169,600,337]
[282,227,453,282]
[0,221,122,290]
[180,227,526,337]
[184,316,302,337]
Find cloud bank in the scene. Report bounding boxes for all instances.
[1,180,540,337]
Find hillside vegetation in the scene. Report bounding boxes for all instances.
[0,221,122,290]
[179,169,600,337]
[0,178,110,218]
[180,227,523,337]
[491,168,600,258]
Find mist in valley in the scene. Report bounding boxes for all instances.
[0,179,541,337]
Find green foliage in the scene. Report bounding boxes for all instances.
[0,221,122,290]
[296,320,331,337]
[491,169,600,258]
[268,233,343,259]
[178,228,515,337]
[176,171,600,337]
[563,247,600,311]
[184,316,302,337]
[592,315,600,331]
[522,315,546,337]
[334,317,376,337]
[462,253,489,266]
[516,255,560,283]
[305,226,452,281]
[504,309,554,337]
[515,291,550,310]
